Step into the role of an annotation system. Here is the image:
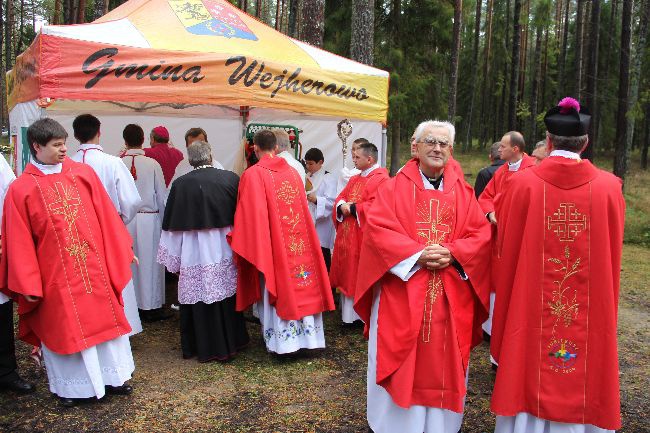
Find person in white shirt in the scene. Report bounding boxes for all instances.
[274,129,306,186]
[120,124,170,322]
[304,148,336,271]
[70,114,143,336]
[170,127,225,186]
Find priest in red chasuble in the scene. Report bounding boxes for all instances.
[0,119,136,407]
[490,98,625,433]
[355,120,491,433]
[330,141,388,324]
[477,132,535,352]
[230,129,334,355]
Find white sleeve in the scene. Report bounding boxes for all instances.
[153,162,168,211]
[389,249,423,281]
[115,161,142,224]
[315,175,336,221]
[335,199,346,222]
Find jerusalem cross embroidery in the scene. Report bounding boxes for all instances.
[169,0,258,40]
[547,203,587,242]
[47,182,94,294]
[415,197,454,343]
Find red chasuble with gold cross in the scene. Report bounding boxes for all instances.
[329,168,389,298]
[355,159,491,410]
[0,158,134,355]
[230,154,334,320]
[491,157,624,430]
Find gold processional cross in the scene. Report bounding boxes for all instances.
[415,198,452,343]
[48,182,94,294]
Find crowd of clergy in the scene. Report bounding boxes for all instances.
[0,96,625,433]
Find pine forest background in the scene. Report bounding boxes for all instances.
[0,0,649,182]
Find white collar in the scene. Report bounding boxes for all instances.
[78,143,104,152]
[507,157,523,171]
[549,149,581,160]
[360,163,379,177]
[309,166,326,178]
[30,157,62,174]
[419,169,444,191]
[278,150,294,159]
[123,149,145,156]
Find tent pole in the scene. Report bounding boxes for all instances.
[381,126,388,168]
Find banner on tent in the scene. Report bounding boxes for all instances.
[9,35,389,122]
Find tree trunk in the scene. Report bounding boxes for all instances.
[6,0,14,70]
[519,0,529,99]
[464,0,482,150]
[299,0,325,47]
[612,0,633,182]
[624,0,648,158]
[499,0,512,135]
[556,0,570,100]
[448,0,462,122]
[77,0,86,23]
[541,24,549,111]
[582,0,601,161]
[642,104,650,169]
[530,23,543,147]
[574,0,584,98]
[479,0,494,147]
[15,0,25,56]
[288,0,298,37]
[388,0,401,176]
[508,0,522,130]
[350,0,375,65]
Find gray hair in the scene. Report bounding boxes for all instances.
[535,140,547,150]
[273,129,291,152]
[489,142,501,160]
[187,140,212,167]
[547,132,588,153]
[414,120,455,146]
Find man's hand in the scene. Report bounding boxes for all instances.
[487,212,497,225]
[340,203,352,217]
[307,193,317,204]
[132,255,140,266]
[24,295,39,303]
[417,244,453,270]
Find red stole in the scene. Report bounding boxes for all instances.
[355,159,491,410]
[0,158,134,354]
[491,157,624,429]
[330,168,389,297]
[230,154,334,320]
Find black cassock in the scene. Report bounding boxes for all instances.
[164,167,249,362]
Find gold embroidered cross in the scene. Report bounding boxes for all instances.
[415,198,452,343]
[416,199,451,246]
[48,182,93,294]
[547,203,587,242]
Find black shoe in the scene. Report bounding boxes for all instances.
[59,397,76,407]
[140,308,173,323]
[105,384,133,395]
[0,376,36,394]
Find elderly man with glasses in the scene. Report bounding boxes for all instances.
[355,120,491,433]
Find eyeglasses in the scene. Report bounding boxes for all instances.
[419,138,451,149]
